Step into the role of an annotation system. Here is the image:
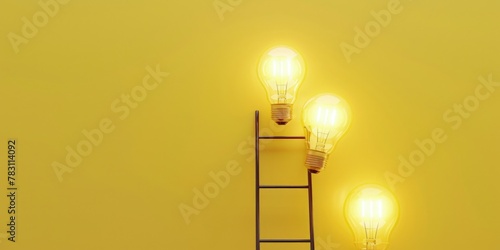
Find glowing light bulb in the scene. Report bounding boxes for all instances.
[301,93,351,173]
[344,184,400,250]
[258,46,305,125]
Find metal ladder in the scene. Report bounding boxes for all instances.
[254,110,315,250]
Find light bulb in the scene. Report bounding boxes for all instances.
[344,184,400,250]
[258,46,305,125]
[302,93,351,173]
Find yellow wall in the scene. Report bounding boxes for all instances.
[1,0,500,249]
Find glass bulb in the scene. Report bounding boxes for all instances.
[302,93,351,173]
[258,46,305,125]
[344,184,400,250]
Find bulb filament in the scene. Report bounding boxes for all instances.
[361,199,383,249]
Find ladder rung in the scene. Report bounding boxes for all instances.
[259,136,305,140]
[259,185,309,189]
[260,239,311,243]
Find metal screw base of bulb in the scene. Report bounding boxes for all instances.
[305,149,327,174]
[271,104,292,125]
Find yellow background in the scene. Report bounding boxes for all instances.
[1,0,500,249]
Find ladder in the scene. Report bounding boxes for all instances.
[254,110,316,250]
